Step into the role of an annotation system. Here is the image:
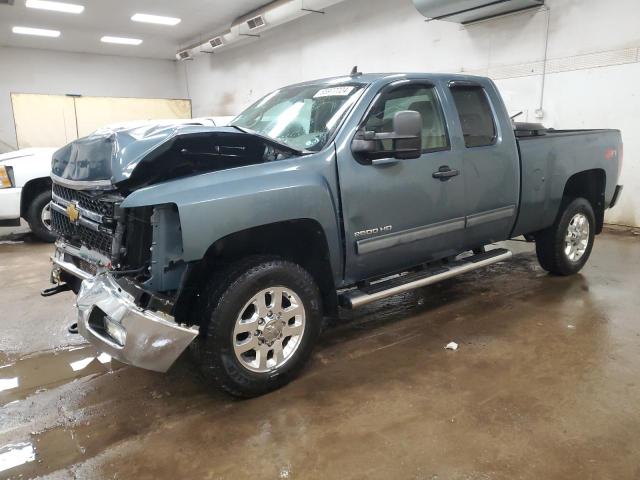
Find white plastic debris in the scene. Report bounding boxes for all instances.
[445,341,459,351]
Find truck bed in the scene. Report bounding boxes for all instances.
[511,127,622,237]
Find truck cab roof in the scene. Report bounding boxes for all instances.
[288,72,491,88]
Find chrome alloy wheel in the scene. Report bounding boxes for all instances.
[233,287,306,373]
[564,213,590,262]
[41,202,52,231]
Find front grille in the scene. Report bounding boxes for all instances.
[51,209,114,256]
[52,184,115,217]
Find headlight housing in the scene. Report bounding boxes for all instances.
[0,165,15,189]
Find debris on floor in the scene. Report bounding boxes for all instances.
[445,341,459,351]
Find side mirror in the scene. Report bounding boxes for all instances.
[352,110,422,161]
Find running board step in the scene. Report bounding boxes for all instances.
[339,248,512,309]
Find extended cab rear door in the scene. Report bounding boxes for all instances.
[336,79,466,282]
[447,80,520,248]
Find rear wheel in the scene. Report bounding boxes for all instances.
[535,197,595,275]
[196,256,322,398]
[26,190,56,243]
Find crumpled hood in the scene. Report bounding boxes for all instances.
[51,124,255,186]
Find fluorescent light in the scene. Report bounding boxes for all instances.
[101,36,142,46]
[12,26,61,37]
[25,0,84,14]
[131,13,181,26]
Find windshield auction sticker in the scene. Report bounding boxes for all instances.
[314,86,355,98]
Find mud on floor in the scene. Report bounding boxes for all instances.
[1,234,640,479]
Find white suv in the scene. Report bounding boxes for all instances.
[0,148,57,242]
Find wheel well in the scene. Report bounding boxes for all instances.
[174,220,338,325]
[20,177,51,218]
[562,169,606,233]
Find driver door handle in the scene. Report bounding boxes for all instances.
[432,166,460,181]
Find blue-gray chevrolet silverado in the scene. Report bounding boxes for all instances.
[45,73,623,397]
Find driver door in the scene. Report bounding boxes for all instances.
[336,81,466,282]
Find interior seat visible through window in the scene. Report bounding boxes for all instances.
[408,100,446,150]
[363,84,449,153]
[450,85,497,148]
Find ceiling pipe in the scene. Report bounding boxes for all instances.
[176,0,347,60]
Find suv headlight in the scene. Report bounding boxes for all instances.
[0,165,15,189]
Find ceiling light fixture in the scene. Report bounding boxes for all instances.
[25,0,84,14]
[100,36,142,45]
[131,13,181,26]
[12,26,61,37]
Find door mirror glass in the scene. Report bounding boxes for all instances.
[391,110,422,159]
[352,110,422,161]
[393,109,422,137]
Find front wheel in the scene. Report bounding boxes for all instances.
[535,197,596,276]
[196,256,322,398]
[26,190,56,243]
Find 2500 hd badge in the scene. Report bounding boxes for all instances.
[354,225,393,238]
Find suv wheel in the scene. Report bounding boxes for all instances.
[196,256,322,398]
[26,190,56,243]
[535,197,596,275]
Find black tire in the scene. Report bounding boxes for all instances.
[535,197,596,276]
[195,256,322,398]
[26,190,56,243]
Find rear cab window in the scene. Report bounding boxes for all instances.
[450,85,497,148]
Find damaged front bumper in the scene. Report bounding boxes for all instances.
[51,241,102,282]
[75,272,199,373]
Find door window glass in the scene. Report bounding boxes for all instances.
[450,86,497,147]
[364,85,449,152]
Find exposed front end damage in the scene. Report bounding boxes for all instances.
[46,124,302,371]
[76,273,198,372]
[49,199,198,371]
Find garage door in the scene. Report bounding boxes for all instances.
[11,93,192,149]
[74,97,192,137]
[10,94,78,149]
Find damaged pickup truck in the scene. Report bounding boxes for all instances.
[45,73,624,397]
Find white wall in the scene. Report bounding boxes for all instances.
[0,46,188,153]
[185,0,640,226]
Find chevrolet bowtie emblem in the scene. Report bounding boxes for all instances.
[66,203,80,223]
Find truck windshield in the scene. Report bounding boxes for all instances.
[231,83,365,152]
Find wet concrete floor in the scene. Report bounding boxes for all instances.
[1,230,639,479]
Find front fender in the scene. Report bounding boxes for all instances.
[121,149,343,281]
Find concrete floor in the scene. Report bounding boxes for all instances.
[0,230,639,479]
[0,219,31,240]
